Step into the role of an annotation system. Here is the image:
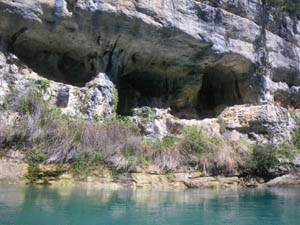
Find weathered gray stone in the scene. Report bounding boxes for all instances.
[0,0,299,119]
[0,50,116,119]
[220,104,295,144]
[0,0,299,184]
[266,173,300,187]
[0,158,28,184]
[56,86,70,108]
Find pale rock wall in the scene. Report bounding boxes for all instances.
[0,0,299,144]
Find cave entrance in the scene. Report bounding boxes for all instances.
[197,69,243,118]
[116,71,174,116]
[12,41,97,87]
[117,69,244,119]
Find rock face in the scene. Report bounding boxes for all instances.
[0,1,299,143]
[220,104,296,144]
[265,173,300,187]
[0,49,116,119]
[0,156,28,184]
[0,0,299,117]
[0,157,242,189]
[131,106,221,141]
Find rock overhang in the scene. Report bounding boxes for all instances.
[0,0,259,75]
[0,0,300,118]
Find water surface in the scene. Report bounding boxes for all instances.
[0,185,299,225]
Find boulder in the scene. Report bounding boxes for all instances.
[220,104,295,144]
[265,173,300,187]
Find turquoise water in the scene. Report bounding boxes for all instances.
[0,185,300,225]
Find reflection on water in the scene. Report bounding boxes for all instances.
[0,184,300,225]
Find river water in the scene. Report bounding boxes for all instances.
[0,184,299,225]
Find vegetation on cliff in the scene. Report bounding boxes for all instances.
[0,83,299,182]
[267,0,300,18]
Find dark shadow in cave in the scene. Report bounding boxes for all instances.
[197,69,243,118]
[117,69,244,119]
[117,71,170,116]
[12,46,97,87]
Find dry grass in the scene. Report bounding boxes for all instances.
[0,121,7,148]
[2,87,251,175]
[143,126,247,175]
[153,148,183,171]
[2,88,143,171]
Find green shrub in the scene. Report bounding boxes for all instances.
[72,156,89,174]
[250,144,279,175]
[2,87,144,172]
[248,143,297,176]
[291,114,300,151]
[276,143,297,159]
[0,121,13,149]
[5,89,44,116]
[90,152,104,165]
[147,136,178,152]
[111,87,119,114]
[180,126,212,153]
[27,149,47,182]
[115,115,141,135]
[267,0,300,18]
[217,117,226,134]
[35,79,50,93]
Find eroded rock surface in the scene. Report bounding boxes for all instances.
[266,173,300,187]
[0,157,28,184]
[0,0,299,119]
[0,50,116,119]
[0,0,300,186]
[220,104,296,144]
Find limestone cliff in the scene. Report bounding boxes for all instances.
[1,0,299,141]
[0,0,300,185]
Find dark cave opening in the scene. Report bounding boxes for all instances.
[116,69,244,119]
[116,71,171,116]
[197,70,243,118]
[12,46,97,87]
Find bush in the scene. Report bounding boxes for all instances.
[250,144,280,175]
[0,121,11,149]
[115,115,141,135]
[144,137,181,171]
[9,83,297,177]
[180,126,215,154]
[248,143,297,176]
[217,117,226,134]
[34,79,50,93]
[267,0,300,18]
[292,114,300,151]
[3,87,144,172]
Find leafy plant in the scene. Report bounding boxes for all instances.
[180,126,212,153]
[35,79,50,94]
[27,149,46,182]
[115,115,141,135]
[111,87,119,114]
[249,144,279,175]
[291,114,300,151]
[72,156,87,174]
[267,0,300,18]
[90,152,104,166]
[248,143,297,176]
[217,117,226,134]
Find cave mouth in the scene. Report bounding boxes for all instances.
[117,71,183,116]
[197,69,243,118]
[116,69,244,119]
[12,44,98,87]
[116,71,173,116]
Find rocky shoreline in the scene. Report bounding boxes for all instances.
[0,0,300,191]
[1,156,299,190]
